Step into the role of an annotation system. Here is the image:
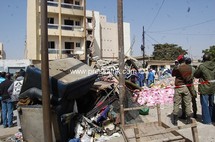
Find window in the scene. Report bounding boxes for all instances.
[76,42,81,48]
[74,0,80,5]
[48,41,55,49]
[87,18,92,23]
[65,42,74,54]
[64,0,73,4]
[75,21,80,26]
[64,19,74,25]
[48,18,54,24]
[88,30,92,35]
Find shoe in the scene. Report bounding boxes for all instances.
[172,115,178,126]
[3,125,8,128]
[178,114,187,120]
[192,113,197,119]
[185,116,192,124]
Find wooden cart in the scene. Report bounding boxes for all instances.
[120,105,199,142]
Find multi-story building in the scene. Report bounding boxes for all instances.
[26,0,86,63]
[86,10,131,60]
[0,43,6,59]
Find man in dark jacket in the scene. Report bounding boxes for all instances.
[194,53,215,124]
[0,73,13,128]
[171,55,192,125]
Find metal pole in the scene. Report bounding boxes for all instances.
[117,0,126,127]
[41,0,53,141]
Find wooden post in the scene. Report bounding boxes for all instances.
[191,118,199,142]
[157,104,161,126]
[134,125,140,142]
[41,0,53,141]
[117,0,126,127]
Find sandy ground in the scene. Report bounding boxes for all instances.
[1,96,215,142]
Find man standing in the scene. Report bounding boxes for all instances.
[180,57,198,119]
[172,55,192,125]
[194,53,215,124]
[0,73,13,128]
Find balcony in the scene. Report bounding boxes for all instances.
[46,24,84,37]
[61,3,83,10]
[46,1,84,16]
[47,1,58,7]
[48,49,74,54]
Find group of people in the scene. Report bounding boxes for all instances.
[129,68,155,88]
[0,69,25,129]
[172,53,215,125]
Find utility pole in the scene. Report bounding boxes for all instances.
[117,0,125,127]
[141,26,145,67]
[41,0,53,141]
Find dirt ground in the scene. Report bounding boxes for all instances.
[1,96,215,142]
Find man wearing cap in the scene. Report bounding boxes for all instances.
[180,57,198,119]
[194,53,215,124]
[171,54,193,125]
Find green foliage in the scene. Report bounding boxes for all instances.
[152,43,188,60]
[202,45,215,60]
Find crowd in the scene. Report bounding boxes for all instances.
[127,53,215,126]
[171,53,215,125]
[0,69,25,130]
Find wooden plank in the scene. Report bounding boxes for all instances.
[148,136,185,142]
[191,118,199,142]
[141,123,197,137]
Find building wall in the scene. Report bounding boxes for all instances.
[100,15,131,59]
[0,59,32,74]
[26,0,86,62]
[86,10,101,58]
[86,12,131,60]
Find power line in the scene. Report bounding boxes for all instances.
[147,0,165,31]
[148,18,215,33]
[145,32,160,44]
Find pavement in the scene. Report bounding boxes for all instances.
[1,96,215,142]
[0,125,18,141]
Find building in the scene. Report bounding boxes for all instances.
[86,10,131,60]
[0,43,6,59]
[26,0,86,63]
[0,59,32,75]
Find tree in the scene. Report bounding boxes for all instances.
[152,43,188,60]
[202,45,215,60]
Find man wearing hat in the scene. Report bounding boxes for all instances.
[172,54,193,125]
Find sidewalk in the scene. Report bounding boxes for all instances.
[0,125,18,141]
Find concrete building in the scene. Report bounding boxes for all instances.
[0,43,6,59]
[86,10,131,60]
[0,59,32,74]
[26,0,86,63]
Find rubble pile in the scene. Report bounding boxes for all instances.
[15,57,176,142]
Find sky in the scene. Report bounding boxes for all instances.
[0,0,215,59]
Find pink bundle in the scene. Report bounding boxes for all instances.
[135,87,174,107]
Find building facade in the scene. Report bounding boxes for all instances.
[0,59,32,75]
[0,43,6,59]
[86,10,131,60]
[26,0,86,63]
